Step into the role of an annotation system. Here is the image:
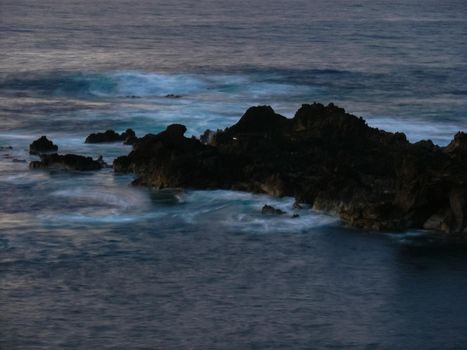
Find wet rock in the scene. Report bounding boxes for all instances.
[423,210,450,232]
[113,103,467,235]
[85,129,137,144]
[0,146,13,151]
[293,201,303,210]
[261,205,285,216]
[29,136,58,155]
[30,154,102,171]
[166,94,182,98]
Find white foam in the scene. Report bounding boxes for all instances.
[172,190,338,233]
[51,187,151,209]
[76,71,313,101]
[105,71,209,97]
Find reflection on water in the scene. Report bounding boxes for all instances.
[2,0,467,348]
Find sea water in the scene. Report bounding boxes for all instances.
[1,0,467,348]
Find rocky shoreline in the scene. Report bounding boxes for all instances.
[29,103,467,235]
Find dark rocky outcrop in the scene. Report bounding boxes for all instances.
[30,153,103,171]
[113,103,467,235]
[29,136,58,155]
[85,129,137,145]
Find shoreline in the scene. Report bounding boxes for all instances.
[28,102,467,236]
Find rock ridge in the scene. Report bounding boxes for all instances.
[107,103,467,234]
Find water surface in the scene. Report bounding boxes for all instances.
[1,0,467,349]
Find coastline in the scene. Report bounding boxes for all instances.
[28,102,467,236]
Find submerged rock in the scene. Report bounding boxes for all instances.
[29,136,58,155]
[113,103,467,235]
[30,153,103,171]
[261,205,285,216]
[85,129,137,145]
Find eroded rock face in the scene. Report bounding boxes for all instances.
[30,153,103,171]
[29,136,58,155]
[85,129,137,145]
[113,103,467,234]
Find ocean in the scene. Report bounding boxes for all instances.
[1,0,467,348]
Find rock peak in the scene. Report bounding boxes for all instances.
[29,136,58,155]
[162,124,187,139]
[227,105,288,134]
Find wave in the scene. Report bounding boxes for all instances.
[41,188,337,232]
[0,71,199,97]
[2,69,465,146]
[0,71,313,99]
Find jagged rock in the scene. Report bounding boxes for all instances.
[85,129,137,144]
[444,132,467,157]
[200,129,217,145]
[262,205,285,215]
[29,136,58,155]
[113,103,467,234]
[30,154,102,171]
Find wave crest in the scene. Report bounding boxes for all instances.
[0,71,312,99]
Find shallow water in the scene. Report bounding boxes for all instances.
[1,0,467,349]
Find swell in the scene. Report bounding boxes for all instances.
[0,70,314,99]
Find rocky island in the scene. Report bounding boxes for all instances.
[28,103,467,235]
[112,103,467,235]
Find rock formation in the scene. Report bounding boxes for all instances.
[112,103,467,234]
[85,129,137,145]
[30,153,103,171]
[29,136,58,155]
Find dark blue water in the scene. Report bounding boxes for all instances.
[1,0,467,349]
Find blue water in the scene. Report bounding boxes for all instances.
[1,0,467,349]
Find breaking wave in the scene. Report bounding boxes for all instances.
[0,71,313,99]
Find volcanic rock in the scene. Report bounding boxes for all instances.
[113,103,467,235]
[85,129,137,145]
[29,136,58,155]
[30,153,102,171]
